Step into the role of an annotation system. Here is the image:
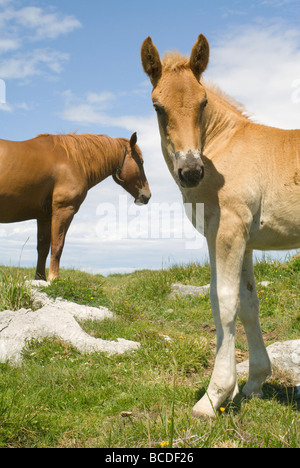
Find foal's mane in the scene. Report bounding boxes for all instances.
[38,133,126,179]
[162,51,190,72]
[162,51,250,120]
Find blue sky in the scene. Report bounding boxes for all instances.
[0,0,300,275]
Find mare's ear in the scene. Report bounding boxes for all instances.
[141,37,162,86]
[130,132,137,148]
[189,34,210,81]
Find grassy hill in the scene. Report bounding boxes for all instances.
[0,257,299,448]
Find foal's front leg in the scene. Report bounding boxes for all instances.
[193,214,246,418]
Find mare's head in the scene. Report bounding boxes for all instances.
[113,132,151,205]
[141,35,209,188]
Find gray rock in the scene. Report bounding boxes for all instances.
[31,289,114,322]
[169,283,210,298]
[0,281,140,364]
[237,339,300,393]
[169,280,273,299]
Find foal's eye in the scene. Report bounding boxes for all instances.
[199,99,208,119]
[153,103,164,114]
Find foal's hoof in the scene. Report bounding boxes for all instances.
[242,383,264,399]
[192,401,217,419]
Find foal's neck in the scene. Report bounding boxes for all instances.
[202,87,249,158]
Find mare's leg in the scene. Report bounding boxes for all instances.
[238,249,272,397]
[35,219,51,281]
[48,206,75,281]
[192,212,246,418]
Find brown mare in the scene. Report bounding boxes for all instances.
[0,132,151,281]
[141,35,300,417]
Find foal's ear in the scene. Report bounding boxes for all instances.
[189,34,210,81]
[130,132,137,148]
[141,37,162,86]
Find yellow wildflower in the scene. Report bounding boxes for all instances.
[160,441,169,447]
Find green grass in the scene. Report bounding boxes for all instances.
[0,257,299,447]
[0,267,32,311]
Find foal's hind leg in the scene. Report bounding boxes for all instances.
[35,219,51,281]
[238,250,272,398]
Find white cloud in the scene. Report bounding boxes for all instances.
[260,0,298,6]
[12,6,81,40]
[207,21,300,129]
[60,90,118,125]
[0,4,81,41]
[0,3,81,82]
[60,89,158,138]
[0,37,20,53]
[86,91,116,105]
[0,49,69,80]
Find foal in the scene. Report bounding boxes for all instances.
[141,35,300,418]
[0,132,151,281]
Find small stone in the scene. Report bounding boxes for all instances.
[120,411,133,418]
[257,281,273,288]
[169,283,210,298]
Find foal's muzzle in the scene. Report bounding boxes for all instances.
[175,151,204,188]
[178,166,204,188]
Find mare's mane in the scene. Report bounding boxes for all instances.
[38,133,126,178]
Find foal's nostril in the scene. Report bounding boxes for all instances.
[178,169,184,183]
